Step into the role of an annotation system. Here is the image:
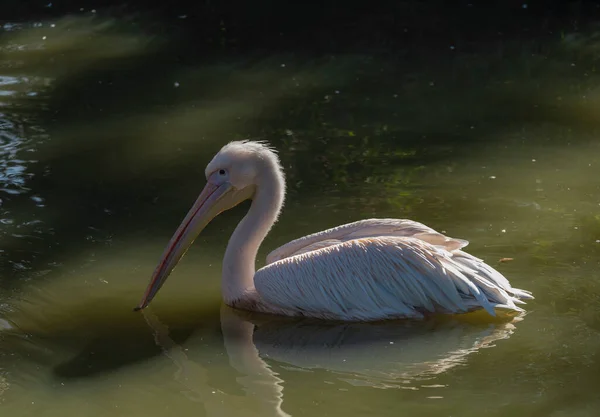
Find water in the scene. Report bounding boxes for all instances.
[1,8,600,417]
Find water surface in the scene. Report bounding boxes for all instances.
[1,10,600,417]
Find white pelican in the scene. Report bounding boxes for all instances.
[134,140,533,321]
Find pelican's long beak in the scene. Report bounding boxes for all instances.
[134,180,248,311]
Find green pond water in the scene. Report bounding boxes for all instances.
[0,13,599,417]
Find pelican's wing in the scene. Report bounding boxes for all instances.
[256,237,533,322]
[266,218,468,264]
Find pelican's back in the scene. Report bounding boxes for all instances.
[266,219,469,264]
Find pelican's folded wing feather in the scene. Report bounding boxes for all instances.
[256,237,532,322]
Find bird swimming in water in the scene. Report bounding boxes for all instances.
[135,140,533,321]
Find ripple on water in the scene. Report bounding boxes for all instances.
[0,70,52,279]
[0,123,34,196]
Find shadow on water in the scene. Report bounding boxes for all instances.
[0,300,524,415]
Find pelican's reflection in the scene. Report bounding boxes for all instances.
[143,306,523,416]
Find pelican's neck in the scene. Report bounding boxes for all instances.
[222,170,284,304]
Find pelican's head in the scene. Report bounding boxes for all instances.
[134,140,284,311]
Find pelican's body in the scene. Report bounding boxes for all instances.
[136,141,533,321]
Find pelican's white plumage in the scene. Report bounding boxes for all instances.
[135,140,533,321]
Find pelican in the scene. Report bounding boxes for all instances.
[134,140,533,321]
